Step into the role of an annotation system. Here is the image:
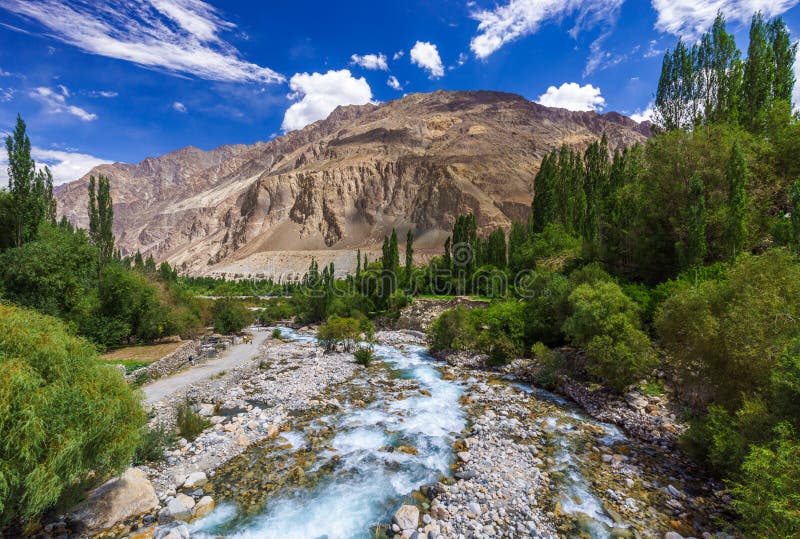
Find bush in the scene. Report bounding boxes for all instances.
[655,250,800,409]
[521,269,572,346]
[0,304,145,525]
[212,298,253,334]
[427,306,478,352]
[271,328,283,340]
[730,426,800,538]
[317,316,362,352]
[133,423,176,465]
[176,401,210,441]
[562,281,654,392]
[482,332,520,367]
[530,342,564,389]
[353,346,375,366]
[386,289,411,319]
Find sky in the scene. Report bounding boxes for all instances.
[1,0,800,185]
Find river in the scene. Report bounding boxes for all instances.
[188,328,730,538]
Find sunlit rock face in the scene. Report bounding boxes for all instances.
[56,90,648,278]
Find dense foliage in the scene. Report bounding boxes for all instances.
[0,304,145,525]
[211,298,253,334]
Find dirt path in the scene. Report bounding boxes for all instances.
[142,329,270,406]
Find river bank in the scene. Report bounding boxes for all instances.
[52,327,737,539]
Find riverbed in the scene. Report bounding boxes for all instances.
[184,328,734,539]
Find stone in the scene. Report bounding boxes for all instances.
[183,471,208,489]
[197,403,215,417]
[457,451,471,463]
[266,424,280,438]
[155,523,190,539]
[166,493,195,521]
[394,505,419,531]
[664,533,684,539]
[69,468,159,533]
[192,496,215,519]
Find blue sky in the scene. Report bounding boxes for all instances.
[1,0,799,184]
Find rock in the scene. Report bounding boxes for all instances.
[468,502,481,516]
[266,424,280,438]
[166,493,195,521]
[183,471,208,489]
[155,523,190,539]
[394,505,420,531]
[457,451,471,462]
[454,470,477,480]
[664,533,684,539]
[197,403,215,417]
[192,496,215,519]
[69,468,159,533]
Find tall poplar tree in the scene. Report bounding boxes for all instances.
[740,13,775,132]
[726,141,749,258]
[790,179,800,255]
[687,175,707,266]
[88,174,114,266]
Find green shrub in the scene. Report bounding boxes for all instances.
[730,426,800,538]
[386,289,411,320]
[353,346,375,366]
[317,316,362,352]
[530,342,564,389]
[271,328,283,340]
[655,250,800,409]
[212,298,253,335]
[0,304,145,525]
[133,423,176,465]
[482,332,520,367]
[562,281,654,392]
[176,401,210,441]
[427,306,478,352]
[521,269,572,346]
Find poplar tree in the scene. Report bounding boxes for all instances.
[531,152,557,233]
[5,115,55,246]
[87,174,115,265]
[768,17,796,106]
[740,13,774,133]
[356,248,362,275]
[790,179,800,255]
[405,229,414,286]
[726,141,749,258]
[687,175,707,266]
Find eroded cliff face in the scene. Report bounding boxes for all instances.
[55,90,649,278]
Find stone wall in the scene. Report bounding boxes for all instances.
[125,340,203,384]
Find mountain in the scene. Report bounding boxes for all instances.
[55,90,649,278]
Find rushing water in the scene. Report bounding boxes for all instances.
[192,328,467,539]
[191,329,706,539]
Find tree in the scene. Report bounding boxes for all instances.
[767,17,797,108]
[212,299,252,334]
[5,115,55,247]
[740,13,775,132]
[686,175,707,266]
[0,304,145,525]
[356,248,362,275]
[790,180,800,254]
[532,152,557,232]
[582,136,610,247]
[654,40,696,130]
[88,174,114,266]
[726,141,749,258]
[696,13,742,124]
[404,229,414,289]
[562,281,654,392]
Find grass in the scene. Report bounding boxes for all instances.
[640,380,665,396]
[176,400,211,441]
[102,341,185,363]
[354,346,375,367]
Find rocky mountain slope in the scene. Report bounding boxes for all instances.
[56,90,648,278]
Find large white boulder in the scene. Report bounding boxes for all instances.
[70,468,159,532]
[393,504,419,531]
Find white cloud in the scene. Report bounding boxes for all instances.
[450,52,469,70]
[410,41,444,78]
[630,103,655,123]
[350,53,389,71]
[57,84,70,97]
[387,75,403,91]
[0,66,12,76]
[172,101,187,113]
[281,69,372,132]
[644,39,663,58]
[537,82,606,111]
[0,88,15,102]
[89,90,118,98]
[652,0,800,39]
[469,0,624,59]
[0,0,284,84]
[30,86,97,121]
[393,50,404,60]
[0,146,114,185]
